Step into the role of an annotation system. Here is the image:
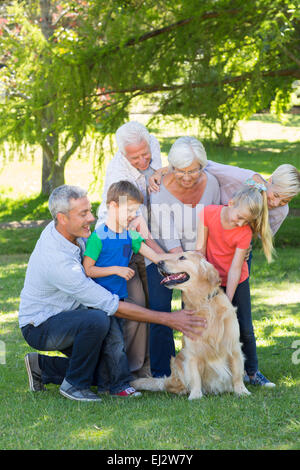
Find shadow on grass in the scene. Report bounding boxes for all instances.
[0,227,45,255]
[248,114,300,127]
[251,301,300,335]
[0,194,50,223]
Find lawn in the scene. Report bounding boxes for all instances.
[0,114,299,450]
[0,249,299,450]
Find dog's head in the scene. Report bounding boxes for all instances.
[158,251,220,293]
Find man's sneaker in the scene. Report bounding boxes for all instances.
[59,379,102,402]
[111,386,142,398]
[24,353,45,392]
[245,371,276,388]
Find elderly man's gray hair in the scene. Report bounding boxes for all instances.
[168,136,207,169]
[116,121,151,154]
[49,185,87,223]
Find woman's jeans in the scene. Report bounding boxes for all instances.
[22,308,132,392]
[224,277,258,376]
[146,263,176,377]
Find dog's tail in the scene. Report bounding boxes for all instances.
[130,377,166,392]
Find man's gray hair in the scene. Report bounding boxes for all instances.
[115,121,151,154]
[49,185,87,223]
[168,136,207,169]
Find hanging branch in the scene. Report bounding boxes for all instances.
[93,67,300,97]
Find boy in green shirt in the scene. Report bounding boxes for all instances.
[83,181,171,397]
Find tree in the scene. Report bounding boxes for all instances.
[1,0,299,195]
[1,0,101,193]
[104,0,299,146]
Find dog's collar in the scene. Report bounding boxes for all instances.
[207,288,219,300]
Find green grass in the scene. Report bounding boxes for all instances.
[0,249,300,450]
[0,227,45,256]
[0,193,50,223]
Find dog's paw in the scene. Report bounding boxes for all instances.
[234,384,251,396]
[188,390,203,400]
[130,379,140,389]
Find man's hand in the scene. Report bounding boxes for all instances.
[166,309,207,340]
[115,303,207,339]
[148,171,162,193]
[148,166,168,193]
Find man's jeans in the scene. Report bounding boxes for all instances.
[22,308,132,392]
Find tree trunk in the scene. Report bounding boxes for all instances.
[40,132,82,195]
[41,152,65,195]
[40,129,64,196]
[41,151,52,195]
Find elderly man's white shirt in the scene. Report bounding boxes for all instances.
[96,134,161,227]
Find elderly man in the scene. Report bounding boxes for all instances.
[97,121,162,222]
[96,121,164,379]
[20,185,205,402]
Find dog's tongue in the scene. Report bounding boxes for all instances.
[161,273,186,284]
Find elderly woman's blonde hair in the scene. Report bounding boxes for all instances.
[270,164,300,198]
[168,136,207,170]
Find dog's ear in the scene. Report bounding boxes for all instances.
[206,263,221,287]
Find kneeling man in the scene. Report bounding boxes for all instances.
[19,185,206,402]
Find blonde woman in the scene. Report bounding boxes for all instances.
[196,181,274,387]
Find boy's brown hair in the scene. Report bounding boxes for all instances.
[106,180,144,206]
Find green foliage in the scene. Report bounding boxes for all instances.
[0,0,299,193]
[152,0,299,145]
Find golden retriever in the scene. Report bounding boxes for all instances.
[131,251,250,400]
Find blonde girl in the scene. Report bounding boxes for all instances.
[196,179,275,387]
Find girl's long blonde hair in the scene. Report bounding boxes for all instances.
[231,186,274,263]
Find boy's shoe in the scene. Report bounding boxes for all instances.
[245,371,276,388]
[59,379,102,402]
[24,353,45,392]
[111,386,142,398]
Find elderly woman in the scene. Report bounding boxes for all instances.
[147,136,220,378]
